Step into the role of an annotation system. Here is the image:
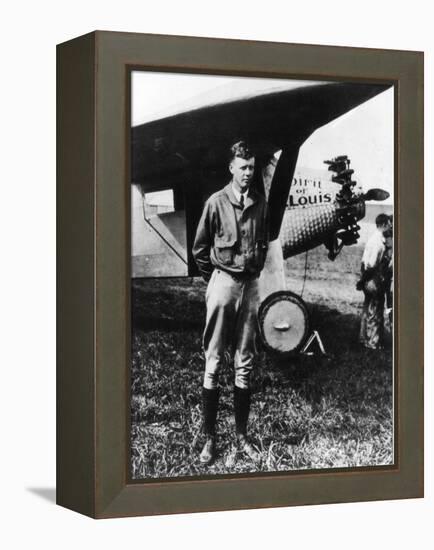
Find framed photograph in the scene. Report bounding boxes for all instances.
[57,31,423,518]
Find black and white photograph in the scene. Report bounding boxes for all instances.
[129,70,394,480]
[4,0,429,538]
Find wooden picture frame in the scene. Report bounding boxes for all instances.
[57,31,423,518]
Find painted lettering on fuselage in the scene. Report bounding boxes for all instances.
[287,167,357,209]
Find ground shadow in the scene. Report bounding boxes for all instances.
[27,487,56,504]
[132,314,203,332]
[132,278,205,333]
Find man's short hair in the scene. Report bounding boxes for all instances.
[376,213,390,227]
[229,140,254,162]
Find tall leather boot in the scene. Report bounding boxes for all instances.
[234,386,260,463]
[200,387,219,464]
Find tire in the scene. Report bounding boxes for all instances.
[257,290,310,357]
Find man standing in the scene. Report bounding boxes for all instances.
[357,213,391,349]
[192,141,268,465]
[383,216,394,326]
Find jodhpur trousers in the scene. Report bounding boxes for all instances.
[203,269,259,390]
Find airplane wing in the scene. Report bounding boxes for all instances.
[131,81,391,276]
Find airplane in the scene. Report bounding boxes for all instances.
[131,80,392,356]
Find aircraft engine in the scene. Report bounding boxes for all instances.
[280,199,365,260]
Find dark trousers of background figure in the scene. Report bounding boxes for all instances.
[360,278,385,349]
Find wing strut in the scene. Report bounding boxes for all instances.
[141,203,188,266]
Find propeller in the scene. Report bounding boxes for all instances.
[363,188,390,202]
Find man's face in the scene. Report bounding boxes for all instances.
[379,222,390,235]
[229,156,255,193]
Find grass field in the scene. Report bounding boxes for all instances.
[130,244,393,479]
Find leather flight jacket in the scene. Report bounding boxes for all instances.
[193,183,269,281]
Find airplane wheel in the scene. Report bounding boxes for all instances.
[258,290,309,356]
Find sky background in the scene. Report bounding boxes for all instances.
[132,71,394,204]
